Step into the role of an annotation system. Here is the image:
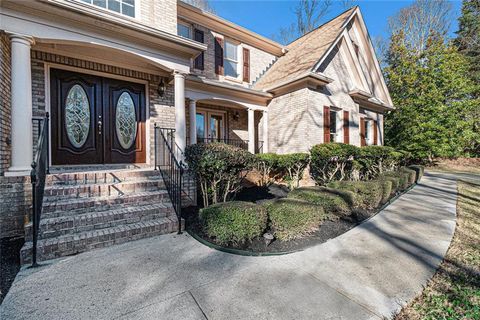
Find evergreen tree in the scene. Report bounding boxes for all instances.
[384,31,479,161]
[455,0,480,88]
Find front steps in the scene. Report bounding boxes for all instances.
[20,168,181,265]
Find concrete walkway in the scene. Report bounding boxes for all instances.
[0,172,457,320]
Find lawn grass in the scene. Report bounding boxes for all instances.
[395,180,480,319]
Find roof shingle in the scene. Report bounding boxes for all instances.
[253,7,356,91]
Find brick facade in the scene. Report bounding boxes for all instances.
[267,44,383,154]
[139,0,177,35]
[0,32,11,175]
[185,21,277,87]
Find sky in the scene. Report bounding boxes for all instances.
[208,0,463,44]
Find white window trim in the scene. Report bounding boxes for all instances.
[74,0,139,19]
[177,21,192,39]
[223,38,242,82]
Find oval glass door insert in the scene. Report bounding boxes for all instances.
[115,92,137,149]
[65,84,90,148]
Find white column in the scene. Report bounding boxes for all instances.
[174,72,186,153]
[188,99,196,145]
[248,108,255,153]
[262,110,269,153]
[6,35,34,176]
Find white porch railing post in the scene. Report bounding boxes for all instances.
[188,99,196,145]
[174,72,186,153]
[248,108,255,153]
[6,34,34,176]
[262,110,268,153]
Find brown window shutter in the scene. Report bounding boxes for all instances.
[242,48,250,82]
[343,111,349,144]
[323,106,330,143]
[214,37,224,75]
[360,118,366,147]
[373,120,378,145]
[194,29,204,70]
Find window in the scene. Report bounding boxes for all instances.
[79,0,135,17]
[365,119,371,144]
[329,110,337,142]
[177,23,191,39]
[224,40,238,78]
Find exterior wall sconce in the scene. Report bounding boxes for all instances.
[157,77,166,97]
[232,110,240,121]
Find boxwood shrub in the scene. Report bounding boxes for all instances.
[310,143,358,185]
[327,180,383,210]
[383,170,410,191]
[288,187,352,216]
[379,175,401,196]
[400,167,417,185]
[200,201,267,245]
[379,179,393,204]
[266,198,325,241]
[408,165,425,183]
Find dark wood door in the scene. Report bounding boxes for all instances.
[51,69,103,165]
[51,69,146,165]
[104,78,146,164]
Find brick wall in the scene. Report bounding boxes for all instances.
[0,176,31,239]
[0,33,11,175]
[267,43,384,154]
[185,21,277,87]
[140,0,177,35]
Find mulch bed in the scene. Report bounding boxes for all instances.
[183,184,377,254]
[0,237,23,304]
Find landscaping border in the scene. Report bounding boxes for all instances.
[187,182,418,256]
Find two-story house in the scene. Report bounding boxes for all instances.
[0,0,393,263]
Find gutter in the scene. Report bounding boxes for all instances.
[187,75,273,98]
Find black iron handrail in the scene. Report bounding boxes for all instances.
[154,125,184,234]
[188,137,264,153]
[30,113,49,267]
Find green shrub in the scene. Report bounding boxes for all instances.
[408,165,425,182]
[356,146,400,180]
[200,201,267,245]
[310,143,359,185]
[400,167,417,185]
[327,180,383,210]
[383,170,410,190]
[185,143,256,206]
[255,153,281,186]
[275,153,310,190]
[288,187,352,216]
[379,179,393,204]
[266,199,325,241]
[379,175,400,195]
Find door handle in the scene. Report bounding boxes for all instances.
[98,120,102,135]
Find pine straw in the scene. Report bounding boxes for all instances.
[395,180,480,319]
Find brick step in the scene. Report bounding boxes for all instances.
[20,217,182,265]
[25,203,174,240]
[43,179,165,200]
[42,190,170,217]
[45,168,159,186]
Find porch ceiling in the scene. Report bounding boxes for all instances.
[34,41,172,76]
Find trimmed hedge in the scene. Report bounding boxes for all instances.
[328,180,383,210]
[288,187,352,216]
[200,201,267,245]
[408,165,425,183]
[266,198,325,241]
[379,175,401,196]
[310,143,358,185]
[383,170,410,191]
[400,167,417,185]
[379,179,393,204]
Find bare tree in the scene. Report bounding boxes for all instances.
[388,0,452,54]
[181,0,215,13]
[273,0,332,45]
[340,0,356,9]
[372,35,388,68]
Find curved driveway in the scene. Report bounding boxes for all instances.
[0,171,457,320]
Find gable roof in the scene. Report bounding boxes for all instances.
[253,7,356,91]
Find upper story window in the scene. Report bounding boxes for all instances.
[177,23,191,39]
[79,0,135,17]
[329,110,337,142]
[224,40,238,78]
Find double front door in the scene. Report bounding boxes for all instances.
[196,111,225,143]
[51,68,146,165]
